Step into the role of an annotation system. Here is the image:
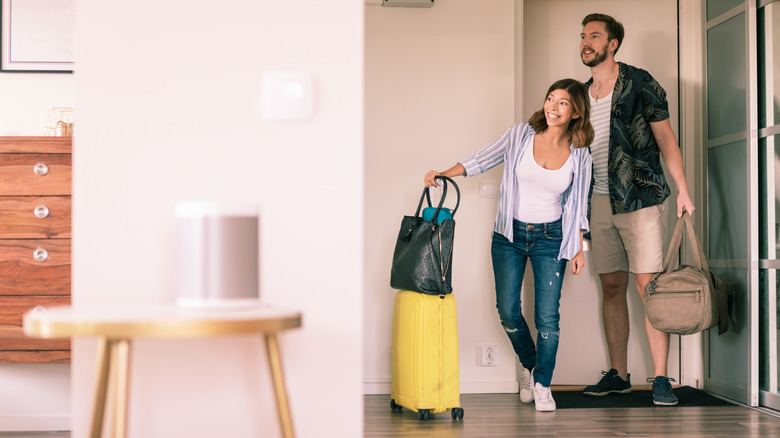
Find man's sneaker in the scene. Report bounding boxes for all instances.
[533,382,556,412]
[519,367,534,403]
[583,369,632,396]
[648,376,678,406]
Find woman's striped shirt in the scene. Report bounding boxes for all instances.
[459,122,592,261]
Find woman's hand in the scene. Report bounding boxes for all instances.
[424,164,465,187]
[424,170,440,188]
[570,250,586,275]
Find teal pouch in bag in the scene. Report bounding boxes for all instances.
[420,176,460,225]
[422,206,451,225]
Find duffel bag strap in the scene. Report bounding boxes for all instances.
[681,211,729,334]
[665,210,707,273]
[661,213,688,273]
[682,211,707,272]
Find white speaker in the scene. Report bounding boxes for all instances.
[175,201,260,309]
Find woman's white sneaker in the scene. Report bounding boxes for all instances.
[519,368,534,403]
[533,382,556,412]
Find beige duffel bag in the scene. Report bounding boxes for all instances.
[645,211,729,335]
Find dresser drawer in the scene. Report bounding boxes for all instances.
[0,240,70,295]
[0,295,71,326]
[0,296,71,360]
[0,325,69,350]
[0,351,70,364]
[0,137,71,154]
[0,196,71,238]
[0,154,71,195]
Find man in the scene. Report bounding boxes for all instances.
[578,13,695,406]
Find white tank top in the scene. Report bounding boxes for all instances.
[589,90,612,195]
[513,136,574,223]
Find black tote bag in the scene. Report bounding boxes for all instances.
[390,175,460,296]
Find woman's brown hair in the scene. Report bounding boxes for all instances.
[527,78,594,149]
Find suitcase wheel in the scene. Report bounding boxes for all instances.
[417,409,431,421]
[390,399,403,412]
[451,407,464,420]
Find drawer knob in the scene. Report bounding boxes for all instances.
[33,248,49,262]
[34,205,50,219]
[34,163,49,176]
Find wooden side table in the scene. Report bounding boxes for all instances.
[23,305,302,438]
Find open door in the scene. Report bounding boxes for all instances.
[704,0,759,406]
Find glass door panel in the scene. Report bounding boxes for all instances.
[705,1,756,405]
[707,139,751,401]
[759,3,780,129]
[759,1,780,410]
[708,141,748,260]
[708,0,744,21]
[708,13,747,139]
[759,269,778,401]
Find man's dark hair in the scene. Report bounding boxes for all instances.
[582,13,625,55]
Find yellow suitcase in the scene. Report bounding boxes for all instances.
[390,290,463,420]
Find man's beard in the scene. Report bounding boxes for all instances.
[582,48,608,67]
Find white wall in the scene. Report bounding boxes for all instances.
[364,0,519,394]
[72,1,363,437]
[0,74,73,430]
[0,364,70,431]
[523,0,681,384]
[0,73,73,136]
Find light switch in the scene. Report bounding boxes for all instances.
[480,181,497,198]
[262,72,314,121]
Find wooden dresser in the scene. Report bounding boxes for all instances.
[0,137,71,363]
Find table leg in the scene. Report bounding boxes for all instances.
[90,338,113,438]
[265,333,295,438]
[111,339,132,438]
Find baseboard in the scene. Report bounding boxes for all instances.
[363,378,390,394]
[364,379,518,394]
[459,380,518,394]
[0,416,70,432]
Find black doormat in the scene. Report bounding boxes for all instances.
[553,386,736,409]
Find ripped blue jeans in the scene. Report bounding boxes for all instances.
[491,218,566,388]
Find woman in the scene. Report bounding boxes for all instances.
[424,78,593,412]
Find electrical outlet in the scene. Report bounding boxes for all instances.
[480,345,498,366]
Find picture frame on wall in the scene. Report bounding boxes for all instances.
[1,0,74,72]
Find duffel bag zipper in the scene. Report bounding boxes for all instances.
[648,278,704,294]
[647,287,702,303]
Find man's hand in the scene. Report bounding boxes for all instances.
[676,192,695,217]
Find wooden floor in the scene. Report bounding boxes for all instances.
[5,395,780,437]
[365,393,780,437]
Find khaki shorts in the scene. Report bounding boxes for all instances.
[590,194,664,274]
